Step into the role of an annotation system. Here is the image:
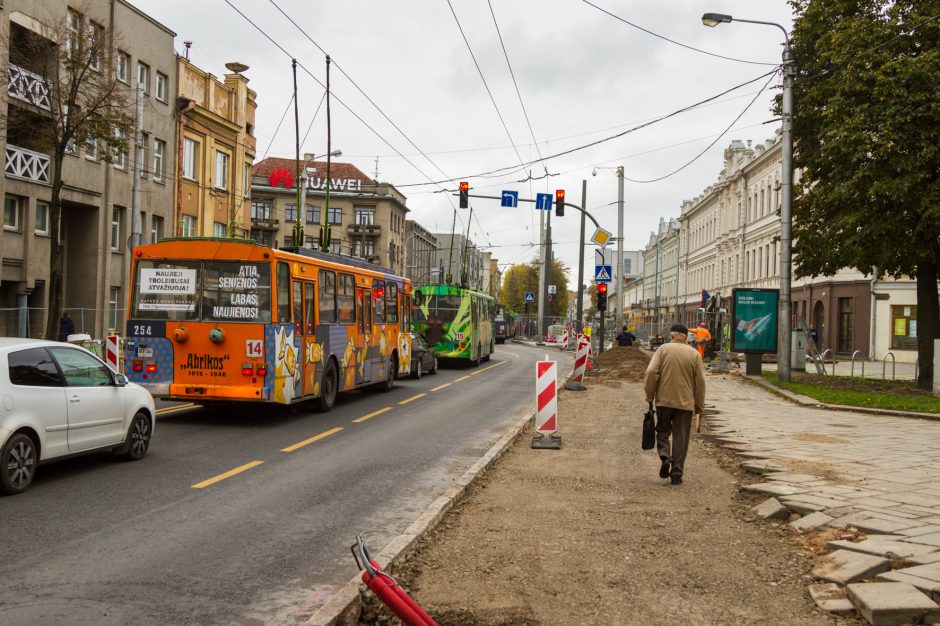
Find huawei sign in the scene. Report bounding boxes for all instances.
[267,168,294,189]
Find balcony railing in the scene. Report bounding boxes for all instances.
[8,64,52,111]
[347,223,381,237]
[250,216,279,230]
[5,145,51,184]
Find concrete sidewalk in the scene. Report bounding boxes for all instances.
[706,375,940,624]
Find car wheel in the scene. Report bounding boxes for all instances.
[379,357,397,392]
[1,433,37,495]
[429,357,438,375]
[119,412,151,461]
[413,359,422,379]
[315,360,338,412]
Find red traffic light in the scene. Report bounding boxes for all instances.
[597,283,608,293]
[555,189,565,201]
[459,181,469,191]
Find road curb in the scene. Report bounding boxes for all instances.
[732,371,940,422]
[304,388,552,625]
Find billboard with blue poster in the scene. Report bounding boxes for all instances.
[731,288,779,353]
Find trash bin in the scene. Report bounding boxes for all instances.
[791,329,806,371]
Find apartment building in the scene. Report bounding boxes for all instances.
[1,0,175,337]
[177,55,256,238]
[430,233,484,289]
[404,219,438,286]
[250,157,409,274]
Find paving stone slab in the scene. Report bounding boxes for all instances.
[807,583,856,616]
[911,552,940,566]
[828,537,940,560]
[829,512,877,530]
[901,532,940,548]
[791,511,834,532]
[741,482,807,496]
[812,550,890,585]
[877,571,940,603]
[851,517,919,535]
[752,497,789,520]
[898,525,940,538]
[767,473,824,483]
[846,582,939,626]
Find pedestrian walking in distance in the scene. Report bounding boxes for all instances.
[616,326,636,347]
[58,311,75,342]
[643,323,706,485]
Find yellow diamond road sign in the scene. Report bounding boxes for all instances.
[591,227,612,247]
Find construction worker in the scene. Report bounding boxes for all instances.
[694,322,711,359]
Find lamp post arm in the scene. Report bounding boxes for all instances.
[728,18,790,47]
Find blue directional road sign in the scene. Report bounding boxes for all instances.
[524,291,536,303]
[501,190,519,208]
[594,265,612,282]
[536,193,553,210]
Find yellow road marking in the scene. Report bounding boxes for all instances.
[281,427,343,452]
[156,403,196,416]
[430,382,451,392]
[398,393,426,405]
[454,375,471,382]
[353,407,392,423]
[191,460,263,489]
[470,361,507,375]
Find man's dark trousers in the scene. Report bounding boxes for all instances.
[655,406,693,479]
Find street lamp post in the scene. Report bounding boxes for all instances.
[297,149,342,249]
[702,12,794,382]
[592,166,626,331]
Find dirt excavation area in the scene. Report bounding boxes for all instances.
[360,347,861,626]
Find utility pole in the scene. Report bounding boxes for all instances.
[576,179,586,335]
[292,59,301,248]
[131,83,143,245]
[543,208,553,336]
[778,39,795,382]
[615,165,625,331]
[322,55,333,252]
[536,208,545,343]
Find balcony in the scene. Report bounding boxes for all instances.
[5,144,51,184]
[250,216,279,230]
[8,64,52,111]
[347,223,381,237]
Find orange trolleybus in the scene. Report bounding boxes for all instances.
[124,238,413,411]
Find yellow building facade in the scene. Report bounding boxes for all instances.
[176,57,256,238]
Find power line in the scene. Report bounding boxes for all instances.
[262,93,293,160]
[300,90,327,150]
[579,0,778,66]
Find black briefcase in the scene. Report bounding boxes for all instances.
[642,403,656,450]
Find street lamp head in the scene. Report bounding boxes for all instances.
[591,168,597,177]
[329,149,342,158]
[702,12,733,27]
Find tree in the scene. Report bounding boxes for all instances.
[4,6,133,339]
[499,257,569,317]
[788,0,940,388]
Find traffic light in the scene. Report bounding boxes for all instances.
[459,181,469,209]
[554,189,565,217]
[596,282,608,311]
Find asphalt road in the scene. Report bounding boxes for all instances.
[0,343,572,625]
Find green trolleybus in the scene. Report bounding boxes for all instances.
[412,284,495,365]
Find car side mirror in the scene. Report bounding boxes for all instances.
[114,373,129,387]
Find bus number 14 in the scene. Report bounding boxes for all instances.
[246,340,263,358]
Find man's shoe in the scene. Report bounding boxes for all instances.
[659,457,671,479]
[671,476,683,485]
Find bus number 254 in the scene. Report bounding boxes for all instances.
[246,340,263,358]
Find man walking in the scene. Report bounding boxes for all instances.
[616,326,636,347]
[643,323,706,485]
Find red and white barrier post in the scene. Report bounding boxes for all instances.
[105,334,121,372]
[564,334,589,391]
[532,356,561,449]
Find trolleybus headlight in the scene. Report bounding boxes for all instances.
[172,326,189,343]
[209,328,225,344]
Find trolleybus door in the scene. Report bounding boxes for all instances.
[358,288,373,383]
[301,280,318,397]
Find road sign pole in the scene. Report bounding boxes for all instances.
[543,207,553,341]
[536,209,545,344]
[576,179,586,336]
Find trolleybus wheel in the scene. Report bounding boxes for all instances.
[315,361,338,412]
[378,357,396,392]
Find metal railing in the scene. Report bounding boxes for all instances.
[820,348,835,376]
[850,350,865,378]
[0,306,126,339]
[883,351,896,380]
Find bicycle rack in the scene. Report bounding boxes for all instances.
[883,351,896,380]
[850,350,865,378]
[820,349,834,376]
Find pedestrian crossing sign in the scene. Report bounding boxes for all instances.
[594,265,612,282]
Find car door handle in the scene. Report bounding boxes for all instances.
[69,395,81,403]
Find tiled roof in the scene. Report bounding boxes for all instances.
[252,157,374,184]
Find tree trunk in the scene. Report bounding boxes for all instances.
[916,261,939,390]
[43,150,66,341]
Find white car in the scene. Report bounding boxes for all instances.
[0,338,156,495]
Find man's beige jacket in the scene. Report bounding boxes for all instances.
[643,341,706,413]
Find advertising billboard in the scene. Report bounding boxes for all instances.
[731,288,779,353]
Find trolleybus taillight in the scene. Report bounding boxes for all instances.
[145,363,157,373]
[256,367,267,376]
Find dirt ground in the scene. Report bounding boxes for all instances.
[360,347,862,626]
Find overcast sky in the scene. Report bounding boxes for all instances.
[134,0,794,284]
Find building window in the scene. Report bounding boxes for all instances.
[304,236,316,249]
[284,204,297,223]
[111,207,122,250]
[137,132,148,178]
[35,201,49,235]
[891,305,918,350]
[116,51,129,83]
[328,207,342,225]
[65,137,77,155]
[151,215,162,243]
[155,72,168,102]
[624,258,632,275]
[838,298,854,353]
[181,214,196,237]
[354,208,375,225]
[4,196,21,231]
[213,222,226,238]
[87,22,102,71]
[243,162,252,197]
[354,240,375,257]
[108,287,119,330]
[113,127,126,169]
[214,151,229,190]
[183,138,198,180]
[306,205,319,224]
[251,199,271,220]
[137,62,150,93]
[251,229,272,247]
[67,9,81,58]
[85,136,97,161]
[153,139,165,181]
[329,240,342,254]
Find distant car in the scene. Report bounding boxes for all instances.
[0,339,156,495]
[409,334,438,379]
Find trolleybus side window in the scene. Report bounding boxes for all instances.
[276,262,291,323]
[202,261,271,323]
[338,273,356,324]
[292,280,303,334]
[304,281,315,334]
[386,283,398,325]
[319,270,336,323]
[373,280,385,325]
[132,260,201,321]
